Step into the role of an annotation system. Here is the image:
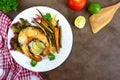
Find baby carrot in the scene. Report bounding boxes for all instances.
[54,27,59,53]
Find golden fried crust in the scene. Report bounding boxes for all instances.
[18,27,50,61]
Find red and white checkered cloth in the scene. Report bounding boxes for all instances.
[0,11,43,80]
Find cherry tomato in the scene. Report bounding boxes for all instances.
[67,0,87,11]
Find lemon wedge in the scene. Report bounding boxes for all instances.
[29,41,45,55]
[74,16,86,28]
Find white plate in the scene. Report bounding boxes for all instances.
[8,6,73,72]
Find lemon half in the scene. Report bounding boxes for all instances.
[74,16,86,29]
[29,41,45,55]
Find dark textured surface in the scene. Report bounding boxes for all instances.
[7,0,120,80]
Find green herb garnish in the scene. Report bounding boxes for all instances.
[43,13,52,22]
[48,53,55,61]
[0,0,18,13]
[30,60,37,67]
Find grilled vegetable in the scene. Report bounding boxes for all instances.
[59,26,62,48]
[54,27,59,53]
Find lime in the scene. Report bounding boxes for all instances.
[30,46,41,55]
[32,42,41,51]
[29,41,45,55]
[88,2,101,14]
[36,40,45,49]
[74,16,86,29]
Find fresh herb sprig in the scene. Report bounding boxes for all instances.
[0,0,18,13]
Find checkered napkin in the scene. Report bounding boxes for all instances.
[0,11,43,80]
